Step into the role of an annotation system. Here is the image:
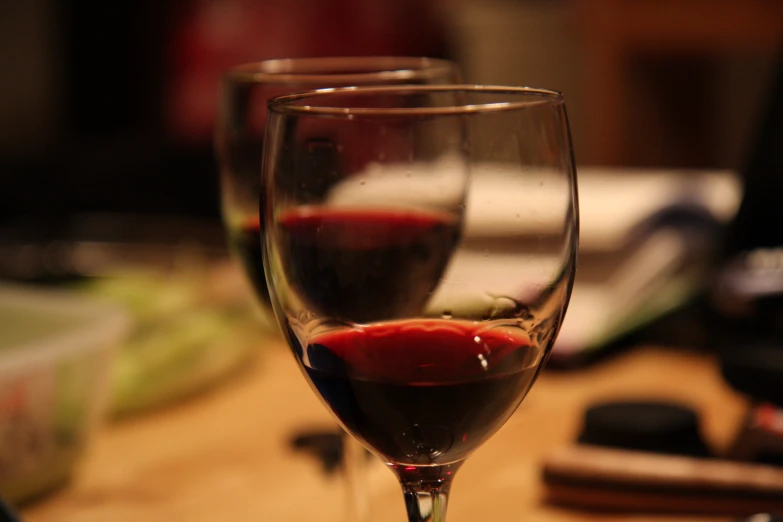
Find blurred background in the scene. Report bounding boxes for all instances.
[3,0,783,519]
[1,0,781,222]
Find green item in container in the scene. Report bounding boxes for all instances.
[80,261,268,416]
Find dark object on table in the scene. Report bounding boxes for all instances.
[577,400,711,457]
[290,429,345,475]
[543,397,783,514]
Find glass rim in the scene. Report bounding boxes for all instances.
[226,56,457,84]
[267,84,565,117]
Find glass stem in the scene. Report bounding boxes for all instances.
[341,434,371,522]
[403,483,451,522]
[395,463,461,522]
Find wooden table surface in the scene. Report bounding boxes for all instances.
[21,337,749,522]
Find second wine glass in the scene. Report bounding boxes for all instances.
[215,57,461,522]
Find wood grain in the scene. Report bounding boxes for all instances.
[21,340,749,522]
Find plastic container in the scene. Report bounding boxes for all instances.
[0,214,266,417]
[0,284,129,504]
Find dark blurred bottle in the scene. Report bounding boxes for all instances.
[711,51,783,341]
[710,50,783,407]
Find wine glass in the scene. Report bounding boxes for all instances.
[215,57,461,322]
[215,57,461,522]
[262,85,579,521]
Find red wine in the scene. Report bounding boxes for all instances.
[227,217,272,309]
[302,319,541,465]
[277,207,460,323]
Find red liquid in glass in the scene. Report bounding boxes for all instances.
[303,320,541,465]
